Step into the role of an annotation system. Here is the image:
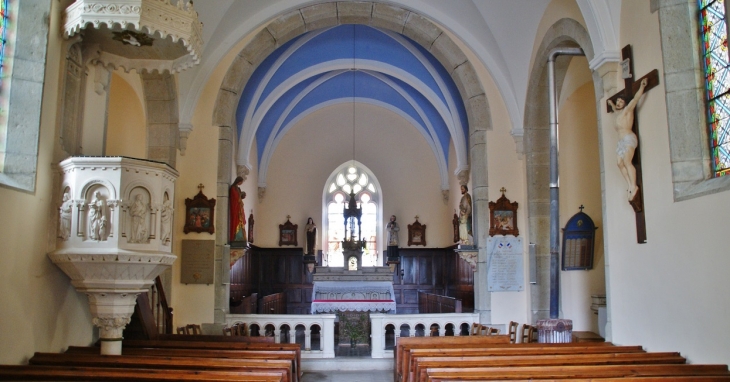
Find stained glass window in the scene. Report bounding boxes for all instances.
[325,164,379,267]
[700,0,730,176]
[0,0,13,172]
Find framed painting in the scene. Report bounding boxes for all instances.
[489,189,519,237]
[184,188,216,234]
[279,216,298,246]
[407,217,426,246]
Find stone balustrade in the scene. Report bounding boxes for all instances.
[226,314,336,358]
[227,312,486,359]
[370,313,480,358]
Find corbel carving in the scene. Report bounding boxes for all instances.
[178,123,193,156]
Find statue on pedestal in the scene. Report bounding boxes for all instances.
[386,215,400,259]
[459,185,473,245]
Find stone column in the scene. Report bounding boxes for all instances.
[469,113,492,324]
[215,122,235,324]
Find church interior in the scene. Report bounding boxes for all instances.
[1,0,729,374]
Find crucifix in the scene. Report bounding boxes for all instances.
[605,45,659,244]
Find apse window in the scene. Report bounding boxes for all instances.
[324,164,380,267]
[699,0,730,177]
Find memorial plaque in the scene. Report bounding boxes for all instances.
[181,240,214,284]
[487,236,524,292]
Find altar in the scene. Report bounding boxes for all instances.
[311,280,396,314]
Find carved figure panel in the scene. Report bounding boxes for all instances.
[87,187,110,242]
[159,192,172,245]
[128,187,151,244]
[59,188,73,241]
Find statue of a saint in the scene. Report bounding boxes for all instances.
[386,215,400,259]
[59,192,73,241]
[129,194,148,243]
[305,217,317,255]
[229,176,247,244]
[89,191,106,241]
[160,200,172,245]
[608,77,648,201]
[459,185,472,245]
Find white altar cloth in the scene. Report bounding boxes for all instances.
[311,281,395,314]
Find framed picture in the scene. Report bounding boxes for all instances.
[279,216,298,246]
[488,189,519,237]
[407,217,426,246]
[184,188,216,234]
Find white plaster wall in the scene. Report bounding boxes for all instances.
[485,78,529,327]
[168,33,260,328]
[0,0,94,364]
[81,65,109,156]
[105,72,147,158]
[557,64,605,333]
[256,102,453,252]
[601,0,730,364]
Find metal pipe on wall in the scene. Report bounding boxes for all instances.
[547,47,584,319]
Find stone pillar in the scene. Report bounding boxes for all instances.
[142,72,179,168]
[470,126,491,323]
[215,122,235,324]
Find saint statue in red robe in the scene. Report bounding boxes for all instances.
[229,176,247,244]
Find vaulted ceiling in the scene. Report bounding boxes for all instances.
[236,24,468,188]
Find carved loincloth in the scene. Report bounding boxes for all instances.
[616,134,638,157]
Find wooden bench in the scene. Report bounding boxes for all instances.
[412,352,686,382]
[156,334,272,342]
[404,343,643,382]
[424,364,730,381]
[30,352,293,382]
[67,345,300,382]
[395,335,510,382]
[123,338,301,379]
[0,365,285,381]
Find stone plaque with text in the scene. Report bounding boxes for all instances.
[487,236,524,292]
[181,240,214,284]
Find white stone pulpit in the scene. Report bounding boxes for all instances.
[49,157,178,355]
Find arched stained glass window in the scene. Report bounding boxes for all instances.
[0,0,14,173]
[323,162,381,267]
[700,0,730,176]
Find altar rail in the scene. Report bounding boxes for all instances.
[226,314,335,358]
[370,312,480,358]
[226,312,479,359]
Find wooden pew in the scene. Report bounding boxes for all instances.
[424,364,730,381]
[0,365,285,381]
[67,346,300,382]
[395,335,510,382]
[156,334,273,342]
[30,352,293,382]
[412,352,686,382]
[405,343,645,382]
[122,338,301,380]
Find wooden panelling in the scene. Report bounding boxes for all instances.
[229,245,473,315]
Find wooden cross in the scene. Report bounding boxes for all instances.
[197,183,204,193]
[605,45,659,244]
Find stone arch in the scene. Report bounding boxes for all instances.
[523,18,609,325]
[209,2,493,324]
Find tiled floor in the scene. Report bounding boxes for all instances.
[301,370,393,382]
